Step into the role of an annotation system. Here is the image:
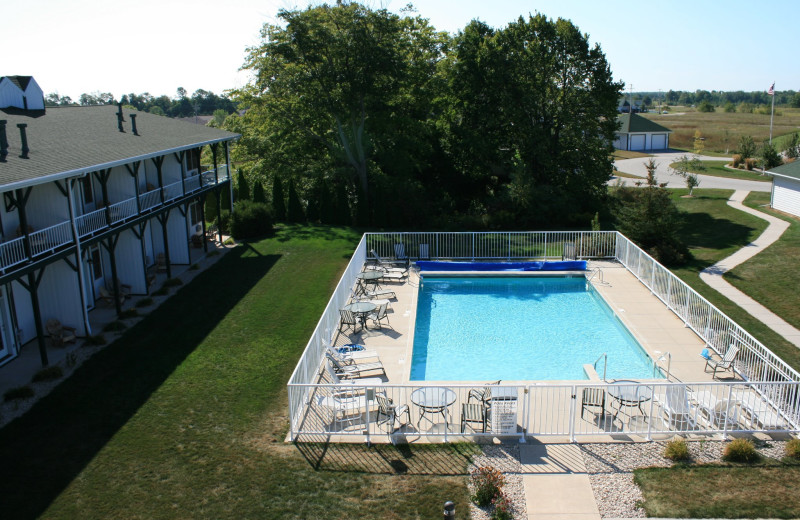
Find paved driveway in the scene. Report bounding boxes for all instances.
[612,151,772,192]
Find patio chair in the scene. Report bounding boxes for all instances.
[368,302,391,329]
[98,286,125,307]
[338,309,358,334]
[326,352,386,379]
[324,362,384,387]
[369,249,408,268]
[109,279,131,299]
[461,403,487,433]
[704,345,739,378]
[694,390,741,430]
[326,344,381,365]
[468,381,501,408]
[317,390,369,430]
[45,319,77,347]
[375,392,410,432]
[580,387,606,420]
[394,243,408,261]
[660,385,698,431]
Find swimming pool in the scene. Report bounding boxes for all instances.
[410,276,663,381]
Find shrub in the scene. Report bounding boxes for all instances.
[224,237,235,246]
[664,438,690,461]
[738,135,757,159]
[152,287,169,296]
[470,466,505,507]
[230,200,274,239]
[760,142,783,170]
[491,491,513,520]
[786,438,800,460]
[745,157,756,171]
[32,365,63,382]
[189,263,199,271]
[163,278,183,288]
[103,320,127,332]
[722,438,760,463]
[4,385,34,401]
[218,209,231,234]
[119,308,139,319]
[732,154,742,168]
[135,297,154,308]
[84,334,107,345]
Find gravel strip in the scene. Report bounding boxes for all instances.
[468,444,527,520]
[579,438,793,518]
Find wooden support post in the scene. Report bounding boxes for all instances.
[14,187,33,259]
[152,156,165,204]
[100,234,122,316]
[18,268,48,366]
[157,210,172,279]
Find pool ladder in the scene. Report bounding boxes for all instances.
[586,267,607,285]
[594,353,608,381]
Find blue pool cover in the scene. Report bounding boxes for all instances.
[416,260,587,271]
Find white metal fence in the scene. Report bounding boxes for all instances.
[287,231,800,441]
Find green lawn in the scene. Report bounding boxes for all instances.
[635,462,800,518]
[669,189,800,371]
[668,160,772,182]
[0,225,476,519]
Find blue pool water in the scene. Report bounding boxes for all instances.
[410,276,662,381]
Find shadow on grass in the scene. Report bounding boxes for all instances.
[293,440,478,476]
[0,248,280,520]
[678,212,760,271]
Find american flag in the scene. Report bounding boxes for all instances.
[768,83,775,96]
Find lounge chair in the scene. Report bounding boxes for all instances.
[45,319,77,347]
[326,352,386,379]
[704,345,739,378]
[369,249,408,269]
[394,243,408,261]
[368,302,391,329]
[733,389,788,430]
[375,392,410,432]
[98,286,125,307]
[659,385,698,431]
[694,390,741,429]
[338,309,358,334]
[354,282,396,300]
[324,362,383,387]
[326,345,381,365]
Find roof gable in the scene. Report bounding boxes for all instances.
[4,76,33,91]
[617,113,672,134]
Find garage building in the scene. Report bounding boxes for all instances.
[613,113,672,151]
[767,160,800,218]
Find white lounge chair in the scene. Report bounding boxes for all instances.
[324,362,384,387]
[660,385,698,431]
[694,390,741,430]
[326,352,386,379]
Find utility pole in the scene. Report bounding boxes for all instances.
[629,83,634,114]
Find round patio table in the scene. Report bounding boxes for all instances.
[608,380,653,421]
[410,387,457,431]
[343,301,377,330]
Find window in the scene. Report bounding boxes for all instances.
[186,148,200,173]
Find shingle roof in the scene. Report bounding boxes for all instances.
[767,160,800,181]
[617,113,672,134]
[0,105,239,190]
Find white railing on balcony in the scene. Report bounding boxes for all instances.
[0,165,230,272]
[288,231,800,442]
[365,231,618,261]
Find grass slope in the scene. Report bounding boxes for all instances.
[0,225,475,520]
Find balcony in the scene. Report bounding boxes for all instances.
[0,167,229,274]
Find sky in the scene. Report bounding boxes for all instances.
[4,0,798,101]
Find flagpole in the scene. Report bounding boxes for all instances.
[769,81,775,145]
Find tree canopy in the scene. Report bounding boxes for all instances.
[228,3,623,228]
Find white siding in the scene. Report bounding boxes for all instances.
[11,280,33,343]
[772,176,800,218]
[25,182,70,230]
[0,79,23,109]
[613,134,627,149]
[23,81,44,110]
[106,165,135,201]
[167,211,190,264]
[114,229,147,294]
[162,154,183,185]
[36,259,86,336]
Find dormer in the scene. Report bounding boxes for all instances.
[0,76,45,111]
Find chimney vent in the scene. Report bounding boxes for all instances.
[0,120,8,161]
[130,114,139,135]
[116,102,125,132]
[17,123,29,159]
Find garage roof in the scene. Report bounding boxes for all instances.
[617,113,672,134]
[767,160,800,181]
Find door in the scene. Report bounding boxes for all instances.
[629,135,646,151]
[651,134,666,150]
[79,175,96,212]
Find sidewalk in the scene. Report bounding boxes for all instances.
[698,190,800,349]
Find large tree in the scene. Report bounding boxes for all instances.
[231,3,446,224]
[441,15,623,226]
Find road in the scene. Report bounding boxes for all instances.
[612,151,772,192]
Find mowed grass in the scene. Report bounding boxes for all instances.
[668,160,772,182]
[641,107,800,154]
[0,225,476,520]
[635,463,800,518]
[669,189,800,371]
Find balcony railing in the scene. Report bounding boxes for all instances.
[0,169,229,274]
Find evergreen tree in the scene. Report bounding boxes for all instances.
[272,175,286,221]
[236,168,250,201]
[286,179,306,223]
[252,181,266,203]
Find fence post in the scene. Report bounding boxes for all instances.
[569,385,577,442]
[646,385,655,441]
[471,234,475,261]
[519,386,528,444]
